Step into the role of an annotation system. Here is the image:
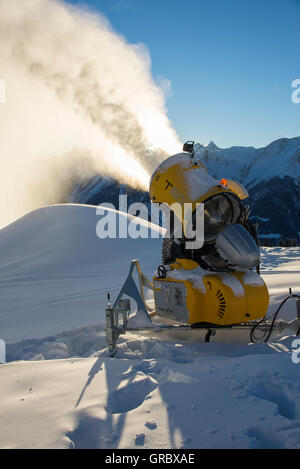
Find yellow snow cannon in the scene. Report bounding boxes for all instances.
[105,142,300,355]
[149,141,269,328]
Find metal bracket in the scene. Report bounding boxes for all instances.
[105,260,154,356]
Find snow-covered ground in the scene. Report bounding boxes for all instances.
[0,204,300,449]
[0,204,162,343]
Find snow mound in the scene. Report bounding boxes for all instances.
[0,204,162,342]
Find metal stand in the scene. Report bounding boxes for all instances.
[105,260,154,356]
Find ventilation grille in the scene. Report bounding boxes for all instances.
[216,289,226,319]
[204,193,242,235]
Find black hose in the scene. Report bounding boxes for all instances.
[250,293,300,343]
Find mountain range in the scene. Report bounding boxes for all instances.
[72,136,300,244]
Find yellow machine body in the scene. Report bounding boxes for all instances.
[219,179,249,200]
[150,150,268,328]
[153,260,269,326]
[149,152,246,209]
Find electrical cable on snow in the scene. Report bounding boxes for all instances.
[250,291,300,343]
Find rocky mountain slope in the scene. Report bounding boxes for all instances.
[72,136,300,243]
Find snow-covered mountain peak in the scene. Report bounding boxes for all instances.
[205,140,219,150]
[243,136,300,186]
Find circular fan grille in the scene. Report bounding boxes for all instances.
[203,192,242,237]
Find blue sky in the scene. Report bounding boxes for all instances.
[67,0,300,148]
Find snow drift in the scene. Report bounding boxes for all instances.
[0,204,162,342]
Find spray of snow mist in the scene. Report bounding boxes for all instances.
[0,0,181,228]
